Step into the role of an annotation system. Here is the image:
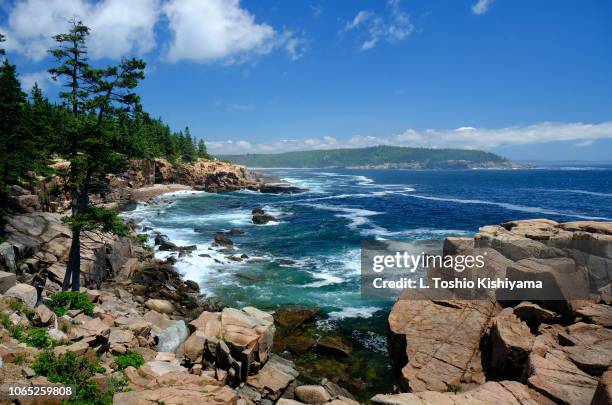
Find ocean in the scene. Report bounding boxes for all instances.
[122,166,612,394]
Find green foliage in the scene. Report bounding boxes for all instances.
[21,327,53,349]
[135,234,148,244]
[10,353,26,364]
[62,206,131,236]
[32,351,118,405]
[8,298,35,319]
[447,384,462,394]
[0,25,212,231]
[220,145,507,168]
[0,313,10,329]
[45,291,94,316]
[114,351,145,371]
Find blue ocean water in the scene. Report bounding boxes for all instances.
[123,167,612,323]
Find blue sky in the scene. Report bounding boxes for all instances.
[1,0,612,160]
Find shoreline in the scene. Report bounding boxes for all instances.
[122,184,395,400]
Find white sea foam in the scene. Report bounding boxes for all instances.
[305,272,345,288]
[327,306,381,320]
[304,203,383,231]
[406,194,612,221]
[544,189,612,197]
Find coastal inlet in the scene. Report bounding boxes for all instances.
[122,166,612,398]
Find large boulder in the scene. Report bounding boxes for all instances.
[187,307,275,386]
[4,283,37,308]
[575,303,612,328]
[513,301,561,330]
[10,194,41,213]
[560,322,612,377]
[488,308,534,378]
[295,385,332,404]
[388,298,498,392]
[0,270,17,293]
[525,326,599,405]
[246,353,299,401]
[0,242,16,272]
[145,299,175,314]
[156,320,189,353]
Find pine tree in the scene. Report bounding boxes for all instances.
[0,51,27,221]
[49,20,145,291]
[197,139,209,159]
[182,126,197,162]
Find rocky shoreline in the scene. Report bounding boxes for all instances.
[1,159,612,404]
[377,219,612,405]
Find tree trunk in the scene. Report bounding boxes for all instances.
[62,172,90,292]
[63,228,80,291]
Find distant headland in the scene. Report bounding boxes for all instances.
[219,145,529,169]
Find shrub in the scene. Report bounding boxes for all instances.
[22,328,52,349]
[32,351,114,404]
[114,351,145,371]
[45,292,94,317]
[8,299,35,319]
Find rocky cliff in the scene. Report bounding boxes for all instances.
[383,219,612,405]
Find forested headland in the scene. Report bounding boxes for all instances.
[0,23,211,226]
[220,145,509,168]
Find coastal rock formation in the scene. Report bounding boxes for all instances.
[388,299,498,392]
[1,212,134,288]
[252,208,277,225]
[371,381,553,405]
[384,218,612,404]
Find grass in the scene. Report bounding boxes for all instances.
[10,353,27,365]
[447,384,462,394]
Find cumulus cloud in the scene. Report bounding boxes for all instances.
[163,0,306,63]
[1,0,305,63]
[20,70,54,92]
[206,122,612,155]
[343,0,413,50]
[472,0,494,15]
[0,0,160,61]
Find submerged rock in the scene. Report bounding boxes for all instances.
[315,336,351,358]
[214,233,234,247]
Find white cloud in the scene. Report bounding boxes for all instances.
[472,0,494,15]
[225,103,255,113]
[205,122,612,155]
[343,0,413,50]
[20,70,54,92]
[1,0,160,61]
[283,32,308,61]
[163,0,306,63]
[2,0,304,63]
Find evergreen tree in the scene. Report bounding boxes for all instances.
[49,20,144,291]
[182,126,197,162]
[197,139,210,159]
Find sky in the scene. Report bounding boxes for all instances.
[1,0,611,161]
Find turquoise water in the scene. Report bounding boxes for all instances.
[123,166,612,332]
